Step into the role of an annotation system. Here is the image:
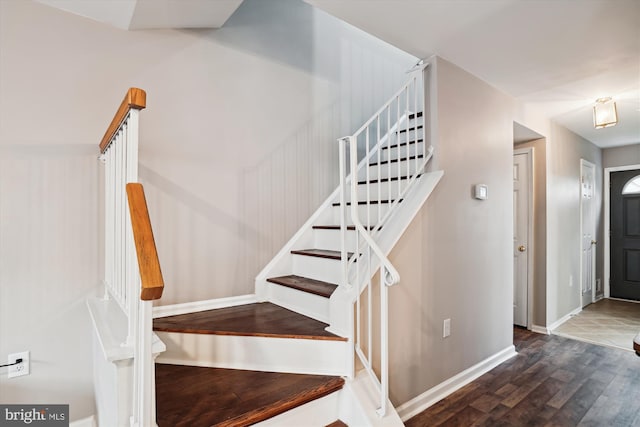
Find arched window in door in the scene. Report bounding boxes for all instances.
[622,175,640,195]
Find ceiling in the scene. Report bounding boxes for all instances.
[35,0,244,30]
[36,0,639,148]
[305,0,640,148]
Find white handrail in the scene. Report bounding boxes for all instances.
[338,65,431,417]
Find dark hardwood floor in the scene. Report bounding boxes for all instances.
[406,327,640,426]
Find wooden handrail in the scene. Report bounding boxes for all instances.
[126,183,164,301]
[99,88,146,153]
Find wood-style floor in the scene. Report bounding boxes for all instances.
[406,327,640,426]
[156,364,344,427]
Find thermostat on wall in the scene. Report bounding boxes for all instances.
[474,184,488,200]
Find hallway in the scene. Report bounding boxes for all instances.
[553,299,640,352]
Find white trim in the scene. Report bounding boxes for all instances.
[152,294,258,318]
[396,345,516,422]
[548,305,582,332]
[604,164,640,299]
[514,147,535,329]
[579,159,597,307]
[530,324,550,335]
[69,415,97,427]
[608,297,640,304]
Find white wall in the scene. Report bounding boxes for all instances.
[388,57,515,404]
[603,143,640,168]
[0,145,99,420]
[546,122,603,323]
[0,0,415,418]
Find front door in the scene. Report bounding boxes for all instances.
[513,152,530,327]
[611,170,640,301]
[581,160,596,307]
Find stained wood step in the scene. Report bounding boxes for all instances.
[382,138,424,150]
[156,364,344,427]
[368,154,424,167]
[397,124,423,134]
[153,302,345,341]
[357,174,421,185]
[313,225,378,231]
[326,421,348,427]
[291,248,353,261]
[267,275,338,298]
[332,199,401,207]
[408,111,423,120]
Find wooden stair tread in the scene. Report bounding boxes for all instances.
[156,364,344,427]
[153,302,345,341]
[397,124,423,134]
[408,111,423,119]
[313,225,378,231]
[357,174,421,185]
[291,248,352,260]
[267,275,337,298]
[368,154,424,166]
[326,421,348,427]
[382,138,424,150]
[332,199,401,206]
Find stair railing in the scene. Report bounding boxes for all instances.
[338,63,430,416]
[99,88,164,427]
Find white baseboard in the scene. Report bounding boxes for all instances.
[153,294,258,318]
[396,345,517,422]
[530,324,550,335]
[548,306,582,332]
[70,415,96,427]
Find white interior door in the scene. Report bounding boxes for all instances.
[581,160,596,307]
[513,151,530,327]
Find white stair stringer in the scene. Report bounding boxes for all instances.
[255,168,444,335]
[155,331,351,376]
[252,369,404,427]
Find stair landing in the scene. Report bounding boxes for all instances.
[156,364,344,427]
[153,302,346,341]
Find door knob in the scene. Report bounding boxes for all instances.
[518,245,526,252]
[591,240,597,245]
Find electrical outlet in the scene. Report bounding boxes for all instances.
[8,351,29,378]
[443,318,451,338]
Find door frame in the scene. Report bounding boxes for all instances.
[514,147,534,329]
[579,159,597,306]
[604,163,640,299]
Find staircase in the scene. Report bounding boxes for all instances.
[150,64,443,426]
[92,63,443,427]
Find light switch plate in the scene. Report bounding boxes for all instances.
[474,184,488,200]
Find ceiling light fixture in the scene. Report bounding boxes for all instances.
[593,97,618,129]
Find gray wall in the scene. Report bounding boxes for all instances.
[603,144,640,168]
[387,57,514,405]
[0,0,415,419]
[546,122,603,324]
[514,138,547,327]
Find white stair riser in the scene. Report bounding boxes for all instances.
[254,391,341,427]
[267,281,331,323]
[361,160,421,181]
[379,143,425,162]
[351,180,411,202]
[313,228,358,253]
[395,128,423,143]
[293,254,342,284]
[331,203,392,225]
[156,332,350,376]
